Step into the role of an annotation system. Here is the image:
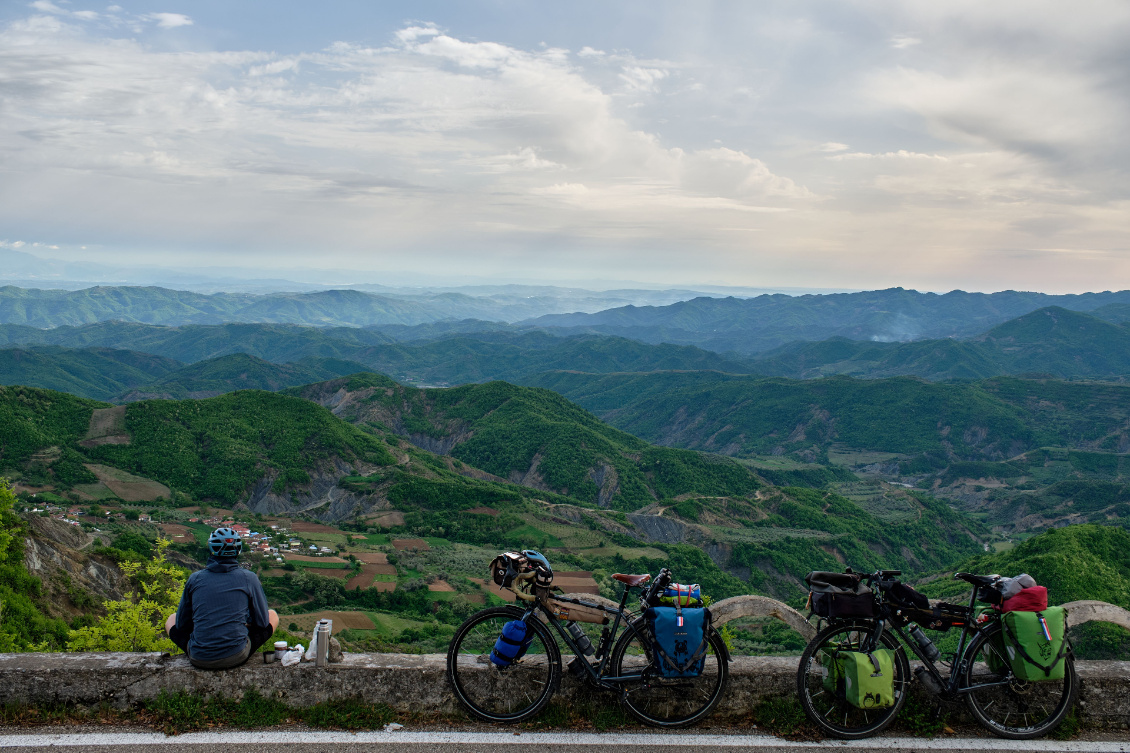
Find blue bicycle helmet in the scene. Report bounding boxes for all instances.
[208,527,243,557]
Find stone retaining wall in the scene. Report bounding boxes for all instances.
[1,653,1129,728]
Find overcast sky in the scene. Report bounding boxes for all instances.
[0,1,1127,292]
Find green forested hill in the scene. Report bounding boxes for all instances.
[0,382,987,599]
[922,524,1130,608]
[0,322,751,392]
[0,321,395,363]
[0,347,183,401]
[116,353,369,401]
[747,307,1130,381]
[525,371,1130,533]
[526,371,1043,459]
[289,373,762,511]
[917,525,1130,659]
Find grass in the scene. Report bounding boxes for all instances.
[292,561,351,570]
[364,611,435,635]
[506,524,564,547]
[827,448,903,466]
[304,532,349,545]
[737,456,822,470]
[71,482,117,500]
[575,545,668,559]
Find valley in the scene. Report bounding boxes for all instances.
[1,282,1129,662]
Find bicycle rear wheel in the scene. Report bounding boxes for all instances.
[796,621,909,739]
[446,605,561,723]
[609,618,729,728]
[962,622,1077,740]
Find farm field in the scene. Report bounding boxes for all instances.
[84,464,169,502]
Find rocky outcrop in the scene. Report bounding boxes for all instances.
[21,515,125,618]
[243,459,395,524]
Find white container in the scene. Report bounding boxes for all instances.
[274,640,288,662]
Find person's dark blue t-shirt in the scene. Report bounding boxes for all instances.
[174,557,271,661]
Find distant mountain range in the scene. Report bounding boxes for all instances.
[2,305,1130,401]
[0,327,751,398]
[746,307,1130,381]
[531,288,1130,353]
[2,285,1130,356]
[0,283,731,328]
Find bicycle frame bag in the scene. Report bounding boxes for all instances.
[546,597,609,625]
[645,605,710,678]
[1000,607,1067,681]
[901,601,971,632]
[835,649,896,709]
[805,571,875,619]
[490,619,534,668]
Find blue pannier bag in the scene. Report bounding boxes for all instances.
[490,620,534,668]
[645,605,710,678]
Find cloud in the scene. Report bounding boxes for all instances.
[29,1,65,14]
[619,66,668,92]
[0,4,1125,292]
[145,12,192,28]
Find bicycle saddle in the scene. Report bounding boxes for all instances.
[612,573,651,587]
[954,572,997,586]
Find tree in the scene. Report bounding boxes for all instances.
[68,539,187,653]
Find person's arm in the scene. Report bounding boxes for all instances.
[174,575,194,635]
[247,573,271,629]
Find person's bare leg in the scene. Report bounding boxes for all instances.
[268,609,279,632]
[165,613,176,634]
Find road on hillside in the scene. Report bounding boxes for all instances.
[1,730,1128,752]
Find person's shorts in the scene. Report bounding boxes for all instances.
[189,639,250,669]
[169,623,274,670]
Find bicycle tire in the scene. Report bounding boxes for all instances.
[796,620,910,739]
[446,605,561,723]
[609,617,729,728]
[962,622,1077,740]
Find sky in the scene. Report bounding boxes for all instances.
[0,1,1127,293]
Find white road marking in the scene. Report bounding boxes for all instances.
[0,731,1126,750]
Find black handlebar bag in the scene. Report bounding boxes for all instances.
[805,571,875,619]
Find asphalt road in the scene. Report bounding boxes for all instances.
[1,731,1128,752]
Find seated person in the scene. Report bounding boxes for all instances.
[165,527,279,669]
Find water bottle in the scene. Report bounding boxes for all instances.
[909,624,940,662]
[565,621,594,656]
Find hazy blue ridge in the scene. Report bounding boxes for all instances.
[526,289,1130,354]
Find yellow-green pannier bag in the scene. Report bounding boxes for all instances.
[834,649,896,709]
[1000,607,1068,682]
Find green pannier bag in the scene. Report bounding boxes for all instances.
[817,648,841,694]
[1000,607,1068,682]
[833,649,896,709]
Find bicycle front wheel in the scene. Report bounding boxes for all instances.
[796,621,910,739]
[609,618,729,728]
[962,622,1077,740]
[446,605,562,723]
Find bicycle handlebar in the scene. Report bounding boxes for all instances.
[642,567,672,604]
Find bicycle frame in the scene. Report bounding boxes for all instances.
[857,578,1013,699]
[518,588,652,690]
